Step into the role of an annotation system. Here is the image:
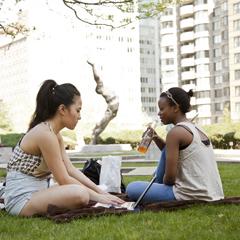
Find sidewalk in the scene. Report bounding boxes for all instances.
[0,149,239,176]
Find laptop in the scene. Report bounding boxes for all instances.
[129,175,157,210]
[93,175,157,211]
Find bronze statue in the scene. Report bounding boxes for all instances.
[87,61,119,144]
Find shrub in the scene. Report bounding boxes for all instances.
[0,133,24,147]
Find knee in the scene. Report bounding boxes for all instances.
[126,181,142,199]
[70,185,90,206]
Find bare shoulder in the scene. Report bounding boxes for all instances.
[20,124,58,155]
[35,126,59,147]
[166,125,191,141]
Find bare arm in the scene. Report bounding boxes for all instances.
[163,126,193,185]
[57,134,105,194]
[163,129,180,185]
[38,133,124,204]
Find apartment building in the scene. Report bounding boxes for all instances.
[229,1,240,122]
[139,18,161,119]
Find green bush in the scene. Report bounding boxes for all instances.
[0,133,24,147]
[203,122,240,149]
[2,122,240,149]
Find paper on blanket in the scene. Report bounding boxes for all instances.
[93,201,135,211]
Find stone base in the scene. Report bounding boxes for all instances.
[0,147,12,163]
[77,144,132,153]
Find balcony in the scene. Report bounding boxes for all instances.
[181,57,195,67]
[182,83,196,92]
[180,5,194,17]
[196,97,211,105]
[161,27,175,35]
[180,31,194,42]
[181,44,194,55]
[181,70,196,80]
[180,18,194,29]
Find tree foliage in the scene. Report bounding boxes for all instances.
[0,0,177,37]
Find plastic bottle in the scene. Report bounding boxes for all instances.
[137,121,157,154]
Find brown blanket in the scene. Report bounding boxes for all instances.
[46,195,240,223]
[1,195,240,223]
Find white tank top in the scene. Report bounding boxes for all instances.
[173,122,224,201]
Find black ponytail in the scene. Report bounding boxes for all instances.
[28,79,80,130]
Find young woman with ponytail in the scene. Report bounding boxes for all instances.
[4,79,124,216]
[127,87,224,203]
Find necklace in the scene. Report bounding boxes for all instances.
[44,121,55,133]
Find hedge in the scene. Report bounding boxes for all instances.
[1,122,240,149]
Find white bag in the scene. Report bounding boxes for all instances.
[99,156,122,193]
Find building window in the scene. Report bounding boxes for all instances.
[223,87,229,97]
[215,103,223,111]
[235,69,240,80]
[234,36,240,48]
[196,50,209,58]
[163,8,173,15]
[222,44,228,55]
[213,48,221,57]
[161,21,173,29]
[234,2,240,14]
[222,59,228,68]
[234,19,240,31]
[196,91,210,98]
[221,30,228,41]
[221,1,227,11]
[223,73,229,82]
[235,53,240,64]
[221,16,228,26]
[140,77,148,83]
[214,75,222,84]
[195,10,208,19]
[148,88,155,93]
[213,7,221,16]
[195,24,208,32]
[213,35,221,44]
[235,86,240,96]
[164,46,174,52]
[195,0,208,4]
[214,62,222,71]
[235,102,240,112]
[163,58,174,65]
[215,89,222,98]
[212,21,220,31]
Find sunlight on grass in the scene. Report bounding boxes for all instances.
[0,163,239,240]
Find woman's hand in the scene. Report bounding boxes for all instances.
[97,193,125,205]
[145,127,165,150]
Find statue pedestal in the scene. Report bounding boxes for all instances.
[0,147,12,163]
[78,144,132,153]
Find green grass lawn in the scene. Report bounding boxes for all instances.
[0,163,240,240]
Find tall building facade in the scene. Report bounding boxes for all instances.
[139,18,161,119]
[229,1,240,122]
[210,0,230,123]
[140,1,214,123]
[178,0,213,124]
[140,0,240,125]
